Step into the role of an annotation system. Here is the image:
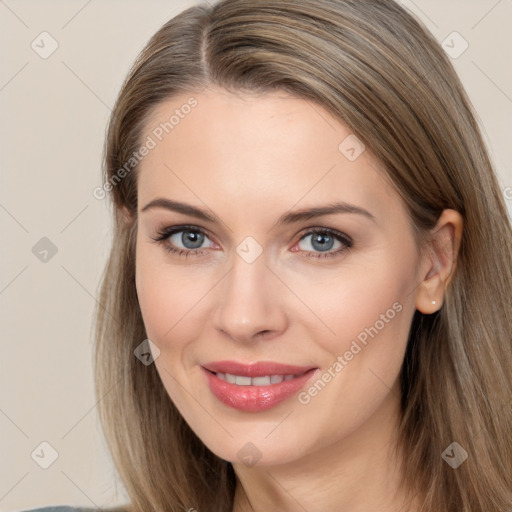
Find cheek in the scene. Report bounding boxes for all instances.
[136,252,171,341]
[291,253,417,444]
[135,241,211,352]
[309,241,418,387]
[318,258,415,342]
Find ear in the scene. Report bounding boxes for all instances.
[415,209,463,314]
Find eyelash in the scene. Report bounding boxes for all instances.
[150,224,353,260]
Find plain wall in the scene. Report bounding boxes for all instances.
[1,0,511,510]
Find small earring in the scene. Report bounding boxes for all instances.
[432,300,436,305]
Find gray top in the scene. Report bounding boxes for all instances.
[21,507,125,512]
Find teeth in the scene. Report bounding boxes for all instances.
[215,372,305,385]
[235,375,252,386]
[225,373,236,384]
[252,376,271,385]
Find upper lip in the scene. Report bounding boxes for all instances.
[202,360,317,377]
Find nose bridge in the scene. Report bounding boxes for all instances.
[213,244,286,342]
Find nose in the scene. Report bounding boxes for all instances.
[212,249,288,343]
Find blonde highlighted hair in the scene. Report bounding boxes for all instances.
[93,1,512,510]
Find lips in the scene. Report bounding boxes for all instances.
[201,360,319,412]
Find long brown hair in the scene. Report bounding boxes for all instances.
[93,1,512,510]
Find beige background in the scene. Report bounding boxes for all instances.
[1,0,511,510]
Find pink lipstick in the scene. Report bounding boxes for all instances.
[201,360,318,412]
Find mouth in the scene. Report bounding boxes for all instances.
[200,362,319,412]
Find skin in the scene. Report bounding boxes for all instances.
[133,85,463,512]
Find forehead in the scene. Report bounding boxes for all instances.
[136,87,397,222]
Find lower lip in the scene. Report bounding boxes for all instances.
[201,367,319,412]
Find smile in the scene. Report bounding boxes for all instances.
[201,365,319,412]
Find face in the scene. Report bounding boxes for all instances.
[134,86,424,467]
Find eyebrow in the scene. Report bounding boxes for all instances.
[140,198,376,227]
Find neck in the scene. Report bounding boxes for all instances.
[231,381,419,512]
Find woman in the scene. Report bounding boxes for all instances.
[25,0,512,511]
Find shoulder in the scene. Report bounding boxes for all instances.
[20,507,129,512]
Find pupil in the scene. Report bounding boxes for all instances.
[183,230,204,249]
[312,233,333,252]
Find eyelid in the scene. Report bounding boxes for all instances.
[150,224,217,249]
[297,226,352,243]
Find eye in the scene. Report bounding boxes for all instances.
[292,228,352,259]
[150,225,216,258]
[150,225,352,260]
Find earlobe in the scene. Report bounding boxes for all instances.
[415,209,463,314]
